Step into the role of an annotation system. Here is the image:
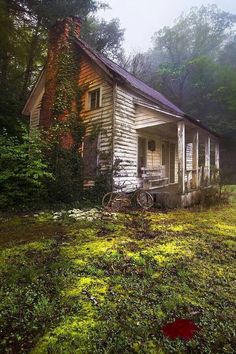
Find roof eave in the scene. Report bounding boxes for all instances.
[22,68,45,116]
[184,114,220,138]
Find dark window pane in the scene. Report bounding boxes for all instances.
[90,89,100,110]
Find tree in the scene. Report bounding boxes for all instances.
[153,5,236,64]
[0,0,125,135]
[126,5,236,138]
[81,17,124,61]
[122,5,236,181]
[149,5,236,108]
[218,35,236,70]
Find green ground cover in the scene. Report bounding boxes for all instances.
[0,190,236,353]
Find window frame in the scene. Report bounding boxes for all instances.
[87,87,102,111]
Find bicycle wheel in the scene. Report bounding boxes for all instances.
[136,190,154,210]
[102,192,117,209]
[102,192,131,210]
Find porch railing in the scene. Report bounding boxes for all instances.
[185,166,219,192]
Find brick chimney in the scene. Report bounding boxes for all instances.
[40,17,81,130]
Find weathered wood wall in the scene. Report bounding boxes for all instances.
[28,57,199,192]
[113,86,138,188]
[113,86,179,189]
[30,98,42,130]
[78,55,113,172]
[29,54,114,177]
[186,143,193,171]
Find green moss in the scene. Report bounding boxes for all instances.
[34,212,54,223]
[32,317,99,354]
[63,276,108,302]
[1,194,236,353]
[223,239,236,250]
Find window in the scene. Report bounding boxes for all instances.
[89,88,101,110]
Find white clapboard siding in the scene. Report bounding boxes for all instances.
[28,53,185,190]
[113,86,138,188]
[79,55,113,166]
[186,143,193,170]
[113,85,182,190]
[28,55,114,174]
[30,100,41,130]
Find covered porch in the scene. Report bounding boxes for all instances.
[135,102,220,207]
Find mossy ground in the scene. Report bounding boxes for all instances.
[0,188,236,353]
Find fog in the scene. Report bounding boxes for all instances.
[98,0,236,53]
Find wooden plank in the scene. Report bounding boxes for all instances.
[192,130,199,188]
[215,141,219,170]
[205,136,211,184]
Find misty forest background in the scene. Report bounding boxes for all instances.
[0,0,236,208]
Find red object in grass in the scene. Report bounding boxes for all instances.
[162,319,199,340]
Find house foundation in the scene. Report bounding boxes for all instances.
[150,185,218,208]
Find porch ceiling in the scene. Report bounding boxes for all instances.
[137,122,209,143]
[136,122,178,140]
[135,101,182,132]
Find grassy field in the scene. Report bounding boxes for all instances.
[0,190,236,353]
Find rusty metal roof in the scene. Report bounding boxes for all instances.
[75,38,184,116]
[75,38,220,137]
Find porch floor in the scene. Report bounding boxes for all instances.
[147,183,179,194]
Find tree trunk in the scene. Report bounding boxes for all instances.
[20,18,41,101]
[0,52,10,86]
[0,2,11,86]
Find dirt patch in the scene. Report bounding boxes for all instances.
[0,219,66,247]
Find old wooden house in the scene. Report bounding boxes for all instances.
[22,17,220,207]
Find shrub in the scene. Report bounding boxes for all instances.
[0,129,52,209]
[199,185,231,207]
[43,118,85,204]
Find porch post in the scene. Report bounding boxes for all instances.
[215,141,220,182]
[192,130,199,189]
[215,141,219,169]
[205,136,211,185]
[178,121,185,194]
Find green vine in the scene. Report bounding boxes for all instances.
[45,32,87,203]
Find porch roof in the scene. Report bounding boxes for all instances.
[75,37,219,139]
[134,100,220,139]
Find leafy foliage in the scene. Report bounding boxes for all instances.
[124,5,236,139]
[0,129,52,209]
[0,0,124,135]
[41,30,88,204]
[81,17,125,61]
[122,5,236,182]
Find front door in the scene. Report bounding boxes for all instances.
[138,137,147,176]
